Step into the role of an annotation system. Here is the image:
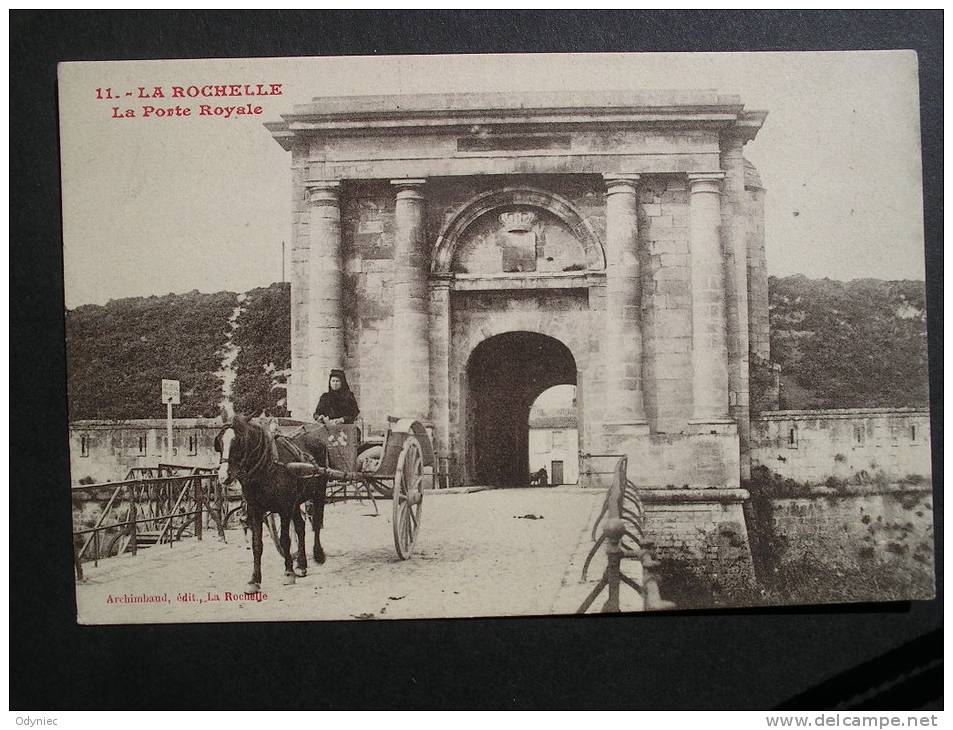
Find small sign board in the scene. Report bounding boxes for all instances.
[161,379,180,405]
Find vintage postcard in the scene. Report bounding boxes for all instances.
[60,51,934,624]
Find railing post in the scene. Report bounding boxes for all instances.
[93,530,99,567]
[214,477,226,540]
[129,500,138,556]
[73,539,84,581]
[194,476,204,541]
[601,519,625,612]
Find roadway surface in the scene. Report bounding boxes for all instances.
[74,487,645,624]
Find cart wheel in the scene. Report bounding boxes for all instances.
[104,532,124,557]
[223,503,245,530]
[393,436,425,559]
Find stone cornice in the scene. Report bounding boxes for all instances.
[440,271,601,292]
[640,488,751,504]
[267,90,766,150]
[70,418,224,429]
[754,407,930,422]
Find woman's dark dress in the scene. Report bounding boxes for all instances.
[313,390,359,424]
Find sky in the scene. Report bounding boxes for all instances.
[58,51,926,308]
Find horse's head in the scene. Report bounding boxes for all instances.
[214,416,251,485]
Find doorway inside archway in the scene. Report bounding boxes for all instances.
[528,385,578,486]
[465,332,576,487]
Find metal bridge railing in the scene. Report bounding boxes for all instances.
[576,455,674,613]
[71,465,224,580]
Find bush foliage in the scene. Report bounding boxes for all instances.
[66,290,237,419]
[769,275,929,409]
[66,284,292,420]
[66,276,928,419]
[231,283,291,417]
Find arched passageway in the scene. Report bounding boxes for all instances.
[465,332,576,486]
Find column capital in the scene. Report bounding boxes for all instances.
[603,174,641,195]
[305,179,341,206]
[391,178,427,200]
[688,172,725,194]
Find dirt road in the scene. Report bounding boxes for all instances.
[75,487,644,624]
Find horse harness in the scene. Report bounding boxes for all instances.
[220,423,317,485]
[219,424,277,485]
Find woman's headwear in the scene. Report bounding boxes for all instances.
[328,368,351,392]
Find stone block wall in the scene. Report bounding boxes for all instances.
[751,408,932,484]
[642,489,756,588]
[317,174,614,436]
[606,432,741,489]
[638,176,693,433]
[424,174,607,268]
[340,181,397,433]
[69,419,222,484]
[448,289,592,485]
[755,486,935,598]
[285,167,764,488]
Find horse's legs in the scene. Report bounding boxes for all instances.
[311,478,328,564]
[248,508,263,592]
[279,513,296,585]
[293,508,307,577]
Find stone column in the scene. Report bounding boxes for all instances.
[305,180,344,414]
[688,172,731,426]
[602,175,648,441]
[391,179,430,421]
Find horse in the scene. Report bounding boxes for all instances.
[214,415,329,592]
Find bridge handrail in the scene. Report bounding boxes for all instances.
[72,467,223,579]
[576,455,670,612]
[72,473,216,492]
[72,509,203,536]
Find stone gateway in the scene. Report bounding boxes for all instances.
[268,91,770,584]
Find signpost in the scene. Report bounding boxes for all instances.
[161,379,180,462]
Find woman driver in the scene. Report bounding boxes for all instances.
[312,369,360,425]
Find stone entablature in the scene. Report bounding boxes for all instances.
[268,90,765,181]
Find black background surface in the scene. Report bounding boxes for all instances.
[10,10,943,710]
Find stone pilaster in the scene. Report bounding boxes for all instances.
[745,164,770,361]
[602,175,649,443]
[721,134,751,477]
[391,179,431,420]
[429,278,452,470]
[286,149,310,419]
[688,172,732,427]
[304,180,344,416]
